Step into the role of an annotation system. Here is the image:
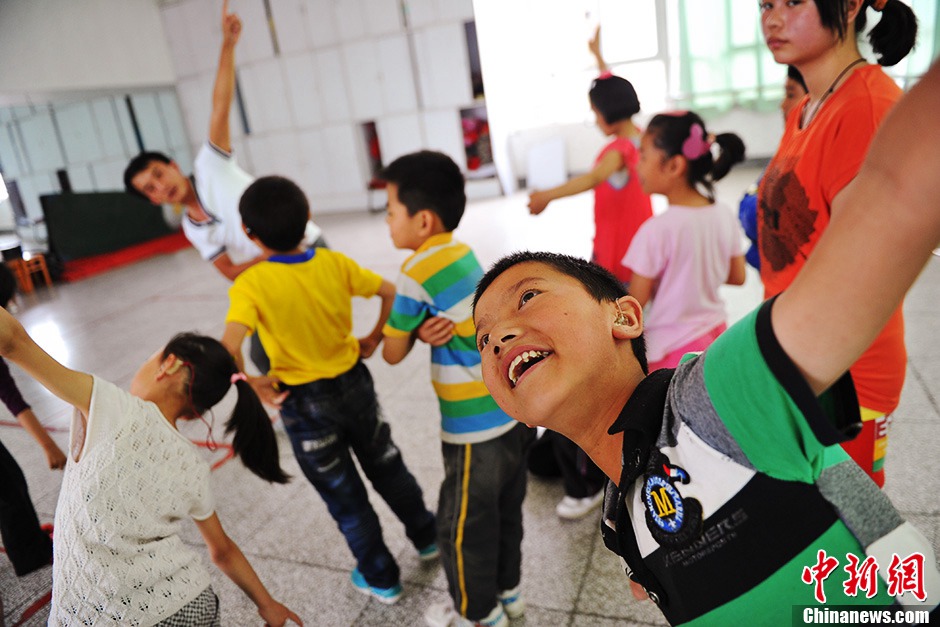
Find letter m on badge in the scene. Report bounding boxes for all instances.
[652,487,677,517]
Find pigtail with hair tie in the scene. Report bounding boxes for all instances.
[872,0,887,11]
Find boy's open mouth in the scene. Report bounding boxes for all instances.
[508,350,550,388]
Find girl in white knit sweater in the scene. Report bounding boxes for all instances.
[0,307,301,626]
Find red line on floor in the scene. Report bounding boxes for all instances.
[13,590,52,626]
[0,419,69,433]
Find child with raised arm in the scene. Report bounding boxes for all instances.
[381,151,535,627]
[470,57,940,627]
[124,0,325,282]
[222,176,436,606]
[623,111,747,371]
[0,308,301,625]
[0,264,65,577]
[123,0,325,374]
[527,26,652,284]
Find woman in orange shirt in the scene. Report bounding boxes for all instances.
[758,0,918,486]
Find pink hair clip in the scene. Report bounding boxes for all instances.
[682,123,712,160]
[230,372,248,385]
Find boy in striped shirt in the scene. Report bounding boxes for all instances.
[382,151,535,627]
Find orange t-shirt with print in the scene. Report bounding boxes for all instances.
[758,65,906,415]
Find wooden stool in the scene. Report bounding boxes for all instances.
[6,252,52,294]
[23,252,52,290]
[5,259,33,294]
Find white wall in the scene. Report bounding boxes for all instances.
[164,0,482,214]
[0,0,176,101]
[0,0,490,226]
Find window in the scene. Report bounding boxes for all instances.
[674,0,939,114]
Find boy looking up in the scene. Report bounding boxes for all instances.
[220,176,436,605]
[470,59,940,625]
[381,151,535,627]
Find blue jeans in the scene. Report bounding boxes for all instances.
[279,361,435,588]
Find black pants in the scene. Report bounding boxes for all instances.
[438,423,536,620]
[528,430,606,499]
[0,439,52,576]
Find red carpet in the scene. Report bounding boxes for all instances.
[61,231,191,282]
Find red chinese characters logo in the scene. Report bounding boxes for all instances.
[886,553,927,602]
[802,550,840,603]
[843,554,879,599]
[802,551,927,604]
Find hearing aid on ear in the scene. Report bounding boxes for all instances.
[615,302,629,326]
[166,358,183,375]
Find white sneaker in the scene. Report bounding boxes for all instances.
[497,586,525,618]
[424,601,508,627]
[555,489,604,520]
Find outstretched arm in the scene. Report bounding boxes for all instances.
[773,59,940,395]
[208,0,241,153]
[0,307,92,417]
[528,149,624,215]
[195,514,302,626]
[588,25,608,73]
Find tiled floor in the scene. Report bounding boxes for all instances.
[1,167,938,626]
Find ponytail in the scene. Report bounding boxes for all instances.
[866,0,918,67]
[646,111,746,202]
[163,333,290,484]
[710,133,746,182]
[817,0,917,67]
[226,378,290,484]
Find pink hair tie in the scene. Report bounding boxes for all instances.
[597,70,614,79]
[681,123,712,160]
[872,0,887,10]
[230,372,248,385]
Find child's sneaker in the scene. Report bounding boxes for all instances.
[418,542,440,561]
[424,601,508,627]
[350,568,402,605]
[555,488,604,520]
[497,586,525,618]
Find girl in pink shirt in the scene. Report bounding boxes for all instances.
[623,111,747,371]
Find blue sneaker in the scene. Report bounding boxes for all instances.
[418,542,440,561]
[350,568,403,605]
